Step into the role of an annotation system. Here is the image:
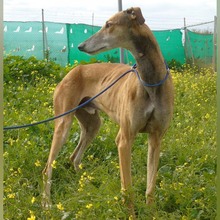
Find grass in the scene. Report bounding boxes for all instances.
[3,59,216,219]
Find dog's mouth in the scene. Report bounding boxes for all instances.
[78,44,107,55]
[86,46,107,55]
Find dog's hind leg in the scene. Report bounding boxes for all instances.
[42,113,74,208]
[42,81,78,208]
[70,108,101,171]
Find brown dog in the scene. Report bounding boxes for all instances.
[42,7,174,217]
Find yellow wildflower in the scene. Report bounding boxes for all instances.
[204,113,210,119]
[87,155,94,160]
[75,210,83,219]
[86,203,93,209]
[57,202,64,211]
[7,193,15,199]
[114,196,118,201]
[27,211,36,220]
[27,215,35,220]
[87,175,94,181]
[51,160,57,169]
[34,160,41,167]
[78,163,83,170]
[199,187,205,192]
[3,151,9,157]
[31,197,36,204]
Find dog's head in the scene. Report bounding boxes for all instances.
[78,7,146,54]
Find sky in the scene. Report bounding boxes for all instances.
[4,0,216,30]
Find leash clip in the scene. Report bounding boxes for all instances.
[132,63,137,69]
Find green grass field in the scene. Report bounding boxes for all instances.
[3,57,216,219]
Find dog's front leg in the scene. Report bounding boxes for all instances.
[42,164,53,209]
[116,129,136,218]
[146,132,161,205]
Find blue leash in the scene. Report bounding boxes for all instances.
[132,63,170,87]
[4,63,169,131]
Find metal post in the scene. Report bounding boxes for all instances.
[118,0,122,11]
[42,9,46,60]
[184,17,187,62]
[92,13,94,34]
[118,0,124,63]
[184,17,194,65]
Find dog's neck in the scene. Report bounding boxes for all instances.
[129,24,167,87]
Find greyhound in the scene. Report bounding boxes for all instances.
[42,7,174,217]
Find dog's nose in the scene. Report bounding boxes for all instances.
[78,43,85,51]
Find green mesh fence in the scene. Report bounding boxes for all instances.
[153,29,185,64]
[4,21,68,66]
[3,21,214,66]
[66,24,121,64]
[185,30,213,64]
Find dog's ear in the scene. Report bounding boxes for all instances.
[126,7,145,25]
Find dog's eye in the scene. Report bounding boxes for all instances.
[105,22,112,28]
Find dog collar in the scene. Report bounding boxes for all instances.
[132,62,170,87]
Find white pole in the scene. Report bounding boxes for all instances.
[42,9,45,59]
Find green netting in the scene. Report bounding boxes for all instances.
[153,29,185,64]
[66,25,186,65]
[185,30,213,63]
[66,24,121,64]
[3,21,214,66]
[4,21,68,66]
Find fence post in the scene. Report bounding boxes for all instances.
[183,18,187,63]
[184,18,195,65]
[42,9,49,62]
[42,9,46,60]
[92,13,94,35]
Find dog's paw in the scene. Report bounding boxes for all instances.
[41,193,52,210]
